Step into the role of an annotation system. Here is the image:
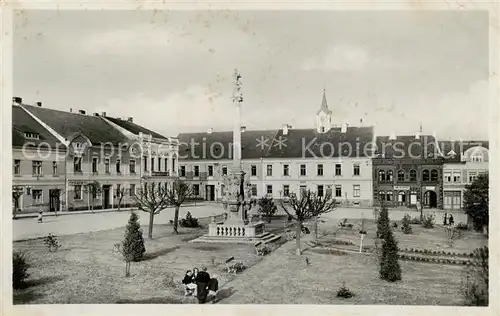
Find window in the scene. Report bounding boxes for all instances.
[444,171,451,183]
[378,170,386,182]
[165,158,168,173]
[222,165,227,175]
[172,155,176,172]
[116,184,122,198]
[471,153,483,162]
[194,166,200,177]
[430,169,438,181]
[116,158,121,174]
[378,190,385,201]
[52,161,58,176]
[251,184,257,196]
[180,166,186,177]
[317,185,324,197]
[453,171,461,183]
[317,164,324,176]
[335,185,342,197]
[151,157,155,172]
[193,184,200,196]
[353,164,360,176]
[300,185,307,197]
[129,160,136,174]
[335,164,342,176]
[283,185,290,197]
[130,184,136,196]
[397,170,405,181]
[326,185,332,196]
[251,165,257,176]
[283,164,290,176]
[353,185,360,197]
[105,158,110,173]
[14,160,20,175]
[73,157,81,173]
[410,169,417,181]
[74,185,82,200]
[266,185,273,195]
[387,170,393,182]
[300,164,307,176]
[158,157,162,171]
[469,172,477,183]
[267,165,273,176]
[422,170,430,181]
[208,165,214,177]
[143,156,148,172]
[26,187,31,195]
[33,160,42,175]
[386,191,393,202]
[32,189,42,203]
[24,132,40,140]
[92,157,98,173]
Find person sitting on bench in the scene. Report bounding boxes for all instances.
[182,270,197,296]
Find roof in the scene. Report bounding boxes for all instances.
[105,116,168,140]
[374,135,441,159]
[439,140,489,163]
[23,104,129,145]
[12,106,65,149]
[178,126,375,160]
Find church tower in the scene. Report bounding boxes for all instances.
[316,89,332,133]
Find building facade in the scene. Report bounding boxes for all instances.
[440,141,489,210]
[372,134,444,209]
[178,91,375,207]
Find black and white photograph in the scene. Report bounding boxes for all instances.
[2,1,498,314]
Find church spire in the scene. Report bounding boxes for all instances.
[317,89,332,115]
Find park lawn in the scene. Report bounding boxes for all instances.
[220,237,469,305]
[13,220,272,304]
[316,219,487,254]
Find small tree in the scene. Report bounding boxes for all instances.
[463,173,489,232]
[257,196,277,223]
[376,201,390,239]
[444,226,462,247]
[44,233,61,252]
[379,210,402,282]
[122,212,146,261]
[461,246,488,306]
[133,182,170,239]
[421,214,435,229]
[115,186,128,211]
[166,180,193,234]
[83,181,102,212]
[13,251,30,289]
[401,214,412,234]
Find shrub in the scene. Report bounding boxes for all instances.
[409,217,422,225]
[121,212,146,262]
[13,251,30,289]
[179,211,199,228]
[421,214,435,229]
[227,262,246,273]
[257,196,277,223]
[44,233,61,252]
[336,283,355,298]
[401,214,413,234]
[456,222,468,230]
[462,246,488,305]
[392,222,398,229]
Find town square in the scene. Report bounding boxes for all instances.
[6,7,493,311]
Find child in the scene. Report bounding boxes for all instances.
[182,270,196,296]
[37,211,43,223]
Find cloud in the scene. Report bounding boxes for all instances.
[300,44,370,72]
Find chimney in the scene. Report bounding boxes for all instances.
[78,110,86,115]
[207,128,213,134]
[36,101,42,107]
[415,132,420,140]
[127,117,133,123]
[341,122,348,133]
[389,131,396,140]
[93,113,100,116]
[282,124,291,136]
[101,112,107,117]
[240,125,246,133]
[12,97,22,105]
[70,108,73,113]
[359,118,363,126]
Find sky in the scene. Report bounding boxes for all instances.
[14,10,489,140]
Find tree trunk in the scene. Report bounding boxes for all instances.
[125,261,130,277]
[295,221,302,255]
[148,211,155,239]
[173,206,180,234]
[314,216,318,242]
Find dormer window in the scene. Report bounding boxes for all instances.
[24,132,40,140]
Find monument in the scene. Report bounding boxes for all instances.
[191,69,280,245]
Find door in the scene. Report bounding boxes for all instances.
[49,189,60,212]
[103,186,110,209]
[13,193,20,212]
[452,191,461,210]
[444,192,453,209]
[410,194,417,205]
[206,185,215,201]
[424,191,438,208]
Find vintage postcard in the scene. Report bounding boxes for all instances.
[1,1,498,316]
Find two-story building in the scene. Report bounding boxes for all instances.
[12,100,67,214]
[18,98,178,212]
[372,134,444,209]
[178,90,375,207]
[439,140,489,210]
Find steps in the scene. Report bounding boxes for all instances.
[189,231,281,245]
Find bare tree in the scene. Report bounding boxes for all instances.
[115,186,128,211]
[113,243,132,277]
[280,190,313,256]
[133,182,169,239]
[83,181,102,213]
[166,180,193,234]
[307,191,337,243]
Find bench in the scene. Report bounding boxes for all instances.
[225,256,236,274]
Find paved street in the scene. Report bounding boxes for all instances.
[13,202,467,241]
